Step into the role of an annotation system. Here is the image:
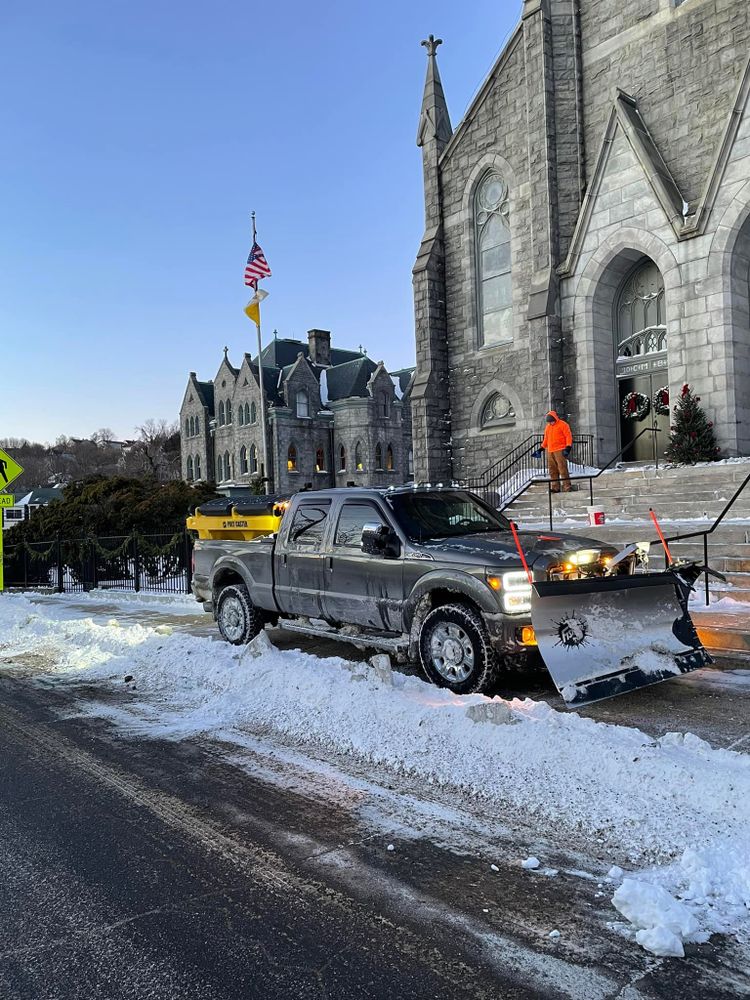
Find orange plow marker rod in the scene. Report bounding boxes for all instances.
[649,507,674,565]
[510,520,533,585]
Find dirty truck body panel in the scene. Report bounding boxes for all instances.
[191,487,711,704]
[193,487,612,648]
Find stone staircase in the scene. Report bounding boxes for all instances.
[504,461,750,657]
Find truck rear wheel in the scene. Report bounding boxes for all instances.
[216,583,264,645]
[418,603,498,695]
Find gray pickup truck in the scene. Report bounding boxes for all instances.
[191,486,620,694]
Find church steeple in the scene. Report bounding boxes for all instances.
[417,35,452,150]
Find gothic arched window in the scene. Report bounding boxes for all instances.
[475,171,512,347]
[218,401,225,426]
[250,444,258,474]
[195,416,200,435]
[238,405,245,426]
[339,443,346,472]
[616,261,667,359]
[184,418,190,437]
[287,444,298,472]
[226,400,232,424]
[195,455,201,480]
[374,443,383,469]
[224,450,231,479]
[240,445,248,474]
[386,444,394,471]
[216,455,223,481]
[245,402,251,424]
[250,401,257,424]
[355,441,364,471]
[186,456,194,481]
[315,447,326,473]
[296,390,309,418]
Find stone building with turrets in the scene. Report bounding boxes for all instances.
[412,1,750,480]
[179,330,413,494]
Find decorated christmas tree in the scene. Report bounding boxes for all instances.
[664,384,720,465]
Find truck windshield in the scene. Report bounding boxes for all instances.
[387,491,510,542]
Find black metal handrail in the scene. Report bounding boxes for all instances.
[501,426,659,529]
[463,433,594,507]
[653,465,750,605]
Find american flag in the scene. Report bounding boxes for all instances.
[244,242,272,287]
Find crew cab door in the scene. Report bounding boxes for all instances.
[322,500,404,630]
[274,499,331,618]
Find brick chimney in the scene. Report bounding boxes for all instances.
[307,329,331,367]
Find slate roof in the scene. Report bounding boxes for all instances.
[193,379,215,413]
[390,367,416,396]
[188,337,409,416]
[260,337,362,369]
[325,357,378,401]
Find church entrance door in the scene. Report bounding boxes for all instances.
[615,260,670,462]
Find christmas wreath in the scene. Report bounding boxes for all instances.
[653,385,669,416]
[621,391,651,421]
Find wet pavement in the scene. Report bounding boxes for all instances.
[1,593,749,998]
[1,676,749,999]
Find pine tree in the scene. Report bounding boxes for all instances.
[664,384,721,465]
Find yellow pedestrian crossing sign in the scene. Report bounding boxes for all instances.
[0,449,23,491]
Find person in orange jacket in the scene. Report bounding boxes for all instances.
[532,410,574,492]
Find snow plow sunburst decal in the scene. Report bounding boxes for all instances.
[553,613,590,649]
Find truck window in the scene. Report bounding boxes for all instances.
[287,501,331,549]
[387,491,509,542]
[334,502,387,549]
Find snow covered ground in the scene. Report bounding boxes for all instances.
[0,590,749,961]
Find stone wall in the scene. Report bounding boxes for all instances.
[179,377,213,483]
[179,356,413,492]
[413,0,750,481]
[579,0,750,208]
[560,77,750,462]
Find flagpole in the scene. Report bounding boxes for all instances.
[251,211,273,493]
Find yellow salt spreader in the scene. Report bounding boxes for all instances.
[187,495,289,541]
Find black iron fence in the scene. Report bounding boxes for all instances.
[3,531,193,595]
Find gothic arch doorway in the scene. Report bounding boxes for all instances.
[615,258,669,462]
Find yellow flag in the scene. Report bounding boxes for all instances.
[244,287,268,326]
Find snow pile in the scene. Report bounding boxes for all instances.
[0,591,749,957]
[613,879,700,958]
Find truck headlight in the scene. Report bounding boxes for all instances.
[569,549,600,566]
[501,570,532,614]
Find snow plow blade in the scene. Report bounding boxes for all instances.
[530,569,712,707]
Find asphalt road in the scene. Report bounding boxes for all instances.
[1,596,749,998]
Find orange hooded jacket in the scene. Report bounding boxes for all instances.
[541,411,573,452]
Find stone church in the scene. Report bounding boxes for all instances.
[412,0,750,480]
[179,329,414,494]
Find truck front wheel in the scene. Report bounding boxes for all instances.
[418,603,498,695]
[216,583,264,645]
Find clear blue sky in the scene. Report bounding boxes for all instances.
[1,0,520,442]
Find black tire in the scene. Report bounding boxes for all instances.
[418,603,499,694]
[215,583,264,645]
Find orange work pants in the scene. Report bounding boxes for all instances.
[547,449,571,492]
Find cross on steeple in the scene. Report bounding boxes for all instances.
[223,345,229,359]
[421,34,442,56]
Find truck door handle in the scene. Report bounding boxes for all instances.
[326,556,333,570]
[282,553,288,567]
